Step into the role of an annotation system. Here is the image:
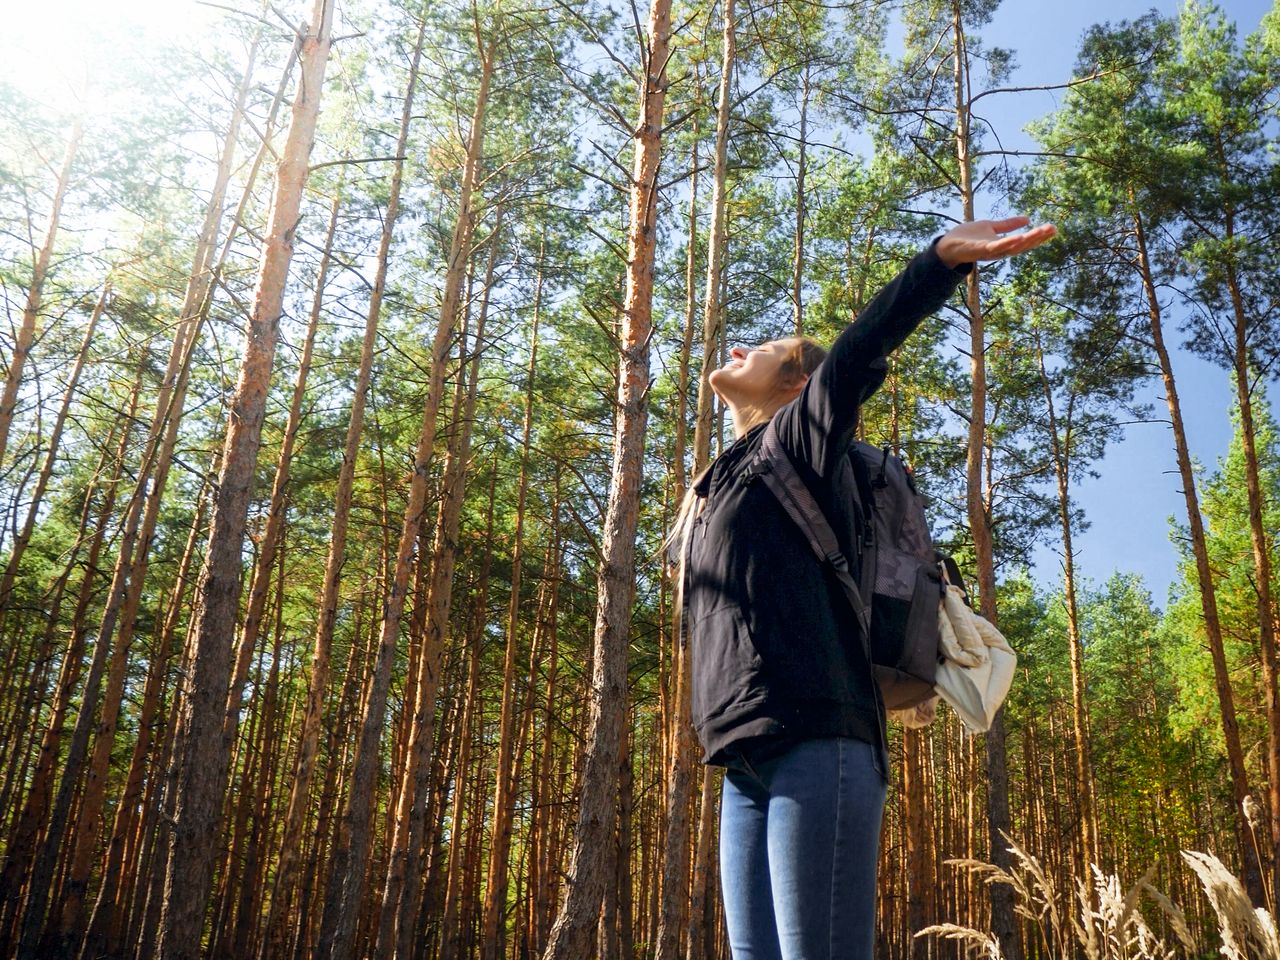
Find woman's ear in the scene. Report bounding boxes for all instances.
[786,372,809,399]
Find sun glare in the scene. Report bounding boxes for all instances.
[2,0,219,113]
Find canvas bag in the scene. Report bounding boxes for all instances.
[931,564,1017,733]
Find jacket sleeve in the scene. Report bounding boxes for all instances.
[771,238,971,483]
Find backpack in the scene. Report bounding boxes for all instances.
[749,419,948,711]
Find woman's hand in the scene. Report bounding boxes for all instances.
[936,216,1056,269]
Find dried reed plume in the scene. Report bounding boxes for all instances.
[917,836,1271,960]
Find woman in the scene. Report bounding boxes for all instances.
[679,217,1055,960]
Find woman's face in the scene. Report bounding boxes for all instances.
[708,338,799,404]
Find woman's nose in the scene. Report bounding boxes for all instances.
[729,346,748,360]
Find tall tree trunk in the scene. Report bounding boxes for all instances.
[226,545,289,959]
[655,120,703,960]
[685,770,717,960]
[481,242,542,960]
[903,727,934,958]
[259,160,386,960]
[616,708,636,960]
[1219,195,1280,905]
[950,3,1016,954]
[156,4,334,956]
[540,0,671,952]
[525,475,562,960]
[0,116,82,482]
[225,188,341,742]
[1128,197,1264,904]
[318,36,493,960]
[439,460,498,960]
[80,484,208,960]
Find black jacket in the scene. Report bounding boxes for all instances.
[686,240,970,772]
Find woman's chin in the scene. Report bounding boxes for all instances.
[707,369,733,400]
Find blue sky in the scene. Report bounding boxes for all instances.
[970,0,1275,608]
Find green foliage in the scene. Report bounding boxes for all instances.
[1164,389,1280,766]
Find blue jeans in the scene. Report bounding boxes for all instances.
[719,737,887,960]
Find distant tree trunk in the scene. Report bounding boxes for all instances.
[318,35,493,960]
[379,217,499,960]
[540,0,671,953]
[290,591,375,960]
[691,0,734,473]
[225,545,289,959]
[0,373,140,953]
[0,276,107,610]
[903,727,934,958]
[80,484,208,960]
[481,242,542,960]
[0,116,82,483]
[156,3,334,956]
[1033,331,1099,873]
[259,187,379,960]
[685,770,717,960]
[792,64,809,337]
[616,710,636,960]
[513,525,560,958]
[1219,214,1280,904]
[524,474,562,960]
[440,461,498,960]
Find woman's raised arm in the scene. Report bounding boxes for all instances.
[773,217,1056,482]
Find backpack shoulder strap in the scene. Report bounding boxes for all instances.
[752,421,871,637]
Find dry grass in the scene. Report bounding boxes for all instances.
[916,837,1274,960]
[1181,851,1280,960]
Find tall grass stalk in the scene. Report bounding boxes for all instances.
[917,836,1272,959]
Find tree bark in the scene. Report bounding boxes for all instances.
[0,116,82,482]
[540,0,671,952]
[1033,331,1100,873]
[950,3,1016,954]
[156,4,334,956]
[656,120,703,960]
[1218,193,1280,906]
[224,187,340,744]
[1129,196,1265,904]
[792,65,809,337]
[480,242,543,960]
[378,215,499,960]
[685,768,717,960]
[80,484,208,960]
[317,35,493,960]
[439,461,498,960]
[691,0,734,473]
